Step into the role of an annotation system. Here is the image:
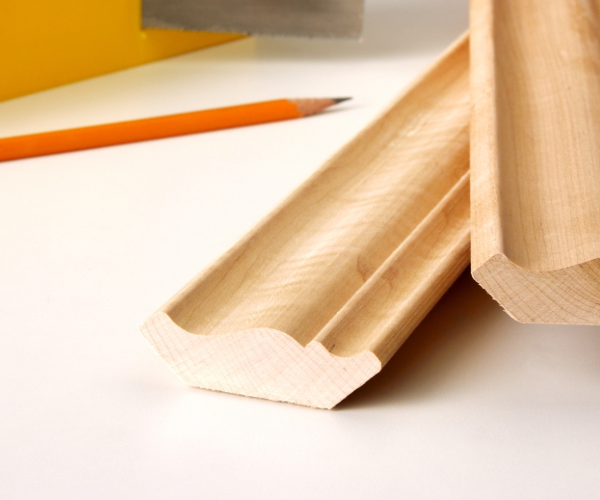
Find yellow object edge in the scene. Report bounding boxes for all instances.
[0,0,244,103]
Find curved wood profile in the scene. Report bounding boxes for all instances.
[141,34,471,408]
[470,0,600,324]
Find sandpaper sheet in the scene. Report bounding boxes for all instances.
[142,0,364,38]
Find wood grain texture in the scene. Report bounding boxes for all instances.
[471,0,600,324]
[140,34,471,408]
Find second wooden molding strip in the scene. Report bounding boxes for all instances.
[471,0,600,324]
[140,34,470,408]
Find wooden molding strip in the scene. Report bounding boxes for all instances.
[470,0,600,324]
[140,34,470,408]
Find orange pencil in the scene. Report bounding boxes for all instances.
[0,98,350,163]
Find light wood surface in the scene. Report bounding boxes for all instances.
[470,0,600,324]
[0,99,341,163]
[140,34,470,408]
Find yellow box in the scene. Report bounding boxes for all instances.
[0,1,243,102]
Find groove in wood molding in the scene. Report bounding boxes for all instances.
[470,0,600,324]
[140,34,471,408]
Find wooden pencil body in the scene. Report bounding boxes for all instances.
[471,0,600,324]
[140,34,471,408]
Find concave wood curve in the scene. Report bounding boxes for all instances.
[470,0,600,324]
[141,312,381,409]
[140,34,471,407]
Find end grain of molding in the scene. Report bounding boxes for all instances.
[140,34,471,408]
[470,0,600,324]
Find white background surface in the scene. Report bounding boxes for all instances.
[2,0,600,498]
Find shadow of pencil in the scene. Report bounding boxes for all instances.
[338,269,499,410]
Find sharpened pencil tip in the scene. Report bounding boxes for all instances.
[332,97,352,104]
